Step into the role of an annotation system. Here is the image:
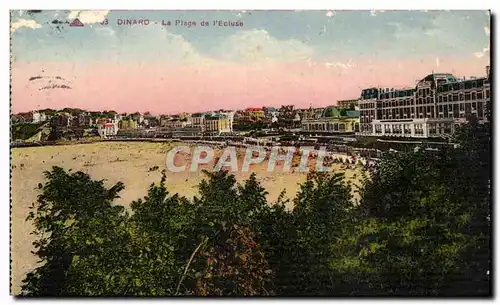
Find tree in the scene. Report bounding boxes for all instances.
[178,171,274,295]
[259,172,355,295]
[340,119,491,296]
[21,167,130,296]
[21,121,491,296]
[193,223,273,296]
[22,168,276,296]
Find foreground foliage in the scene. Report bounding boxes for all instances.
[21,122,490,296]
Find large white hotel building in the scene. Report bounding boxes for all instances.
[357,66,490,138]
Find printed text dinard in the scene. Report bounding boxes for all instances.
[110,19,244,27]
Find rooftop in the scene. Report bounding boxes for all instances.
[418,73,458,88]
[191,113,206,117]
[346,110,360,118]
[205,113,228,120]
[321,106,359,118]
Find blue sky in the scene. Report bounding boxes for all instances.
[11,10,491,114]
[11,10,491,62]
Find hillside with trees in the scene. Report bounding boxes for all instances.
[20,120,491,296]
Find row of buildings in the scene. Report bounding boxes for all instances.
[12,65,490,140]
[301,65,490,139]
[164,111,235,136]
[357,66,490,138]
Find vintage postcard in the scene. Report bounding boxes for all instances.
[10,10,491,296]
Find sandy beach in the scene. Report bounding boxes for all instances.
[10,141,364,294]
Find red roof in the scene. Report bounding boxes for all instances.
[104,123,114,127]
[246,107,263,111]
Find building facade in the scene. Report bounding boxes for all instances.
[301,106,360,133]
[301,107,325,120]
[119,118,138,130]
[190,113,206,132]
[337,99,358,109]
[98,122,119,138]
[357,69,490,138]
[32,111,47,124]
[161,118,187,129]
[217,111,234,132]
[245,107,265,121]
[204,113,231,134]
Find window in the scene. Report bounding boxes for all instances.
[429,123,436,135]
[465,103,471,114]
[444,124,452,134]
[465,93,471,101]
[438,96,443,103]
[459,94,464,101]
[478,102,484,118]
[414,124,424,135]
[460,103,465,111]
[443,96,448,103]
[453,104,459,117]
[486,89,490,99]
[478,92,483,99]
[472,92,477,100]
[453,94,459,102]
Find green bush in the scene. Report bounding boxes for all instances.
[21,122,490,296]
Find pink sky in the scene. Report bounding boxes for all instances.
[11,56,490,114]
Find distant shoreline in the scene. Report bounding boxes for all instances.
[10,138,180,148]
